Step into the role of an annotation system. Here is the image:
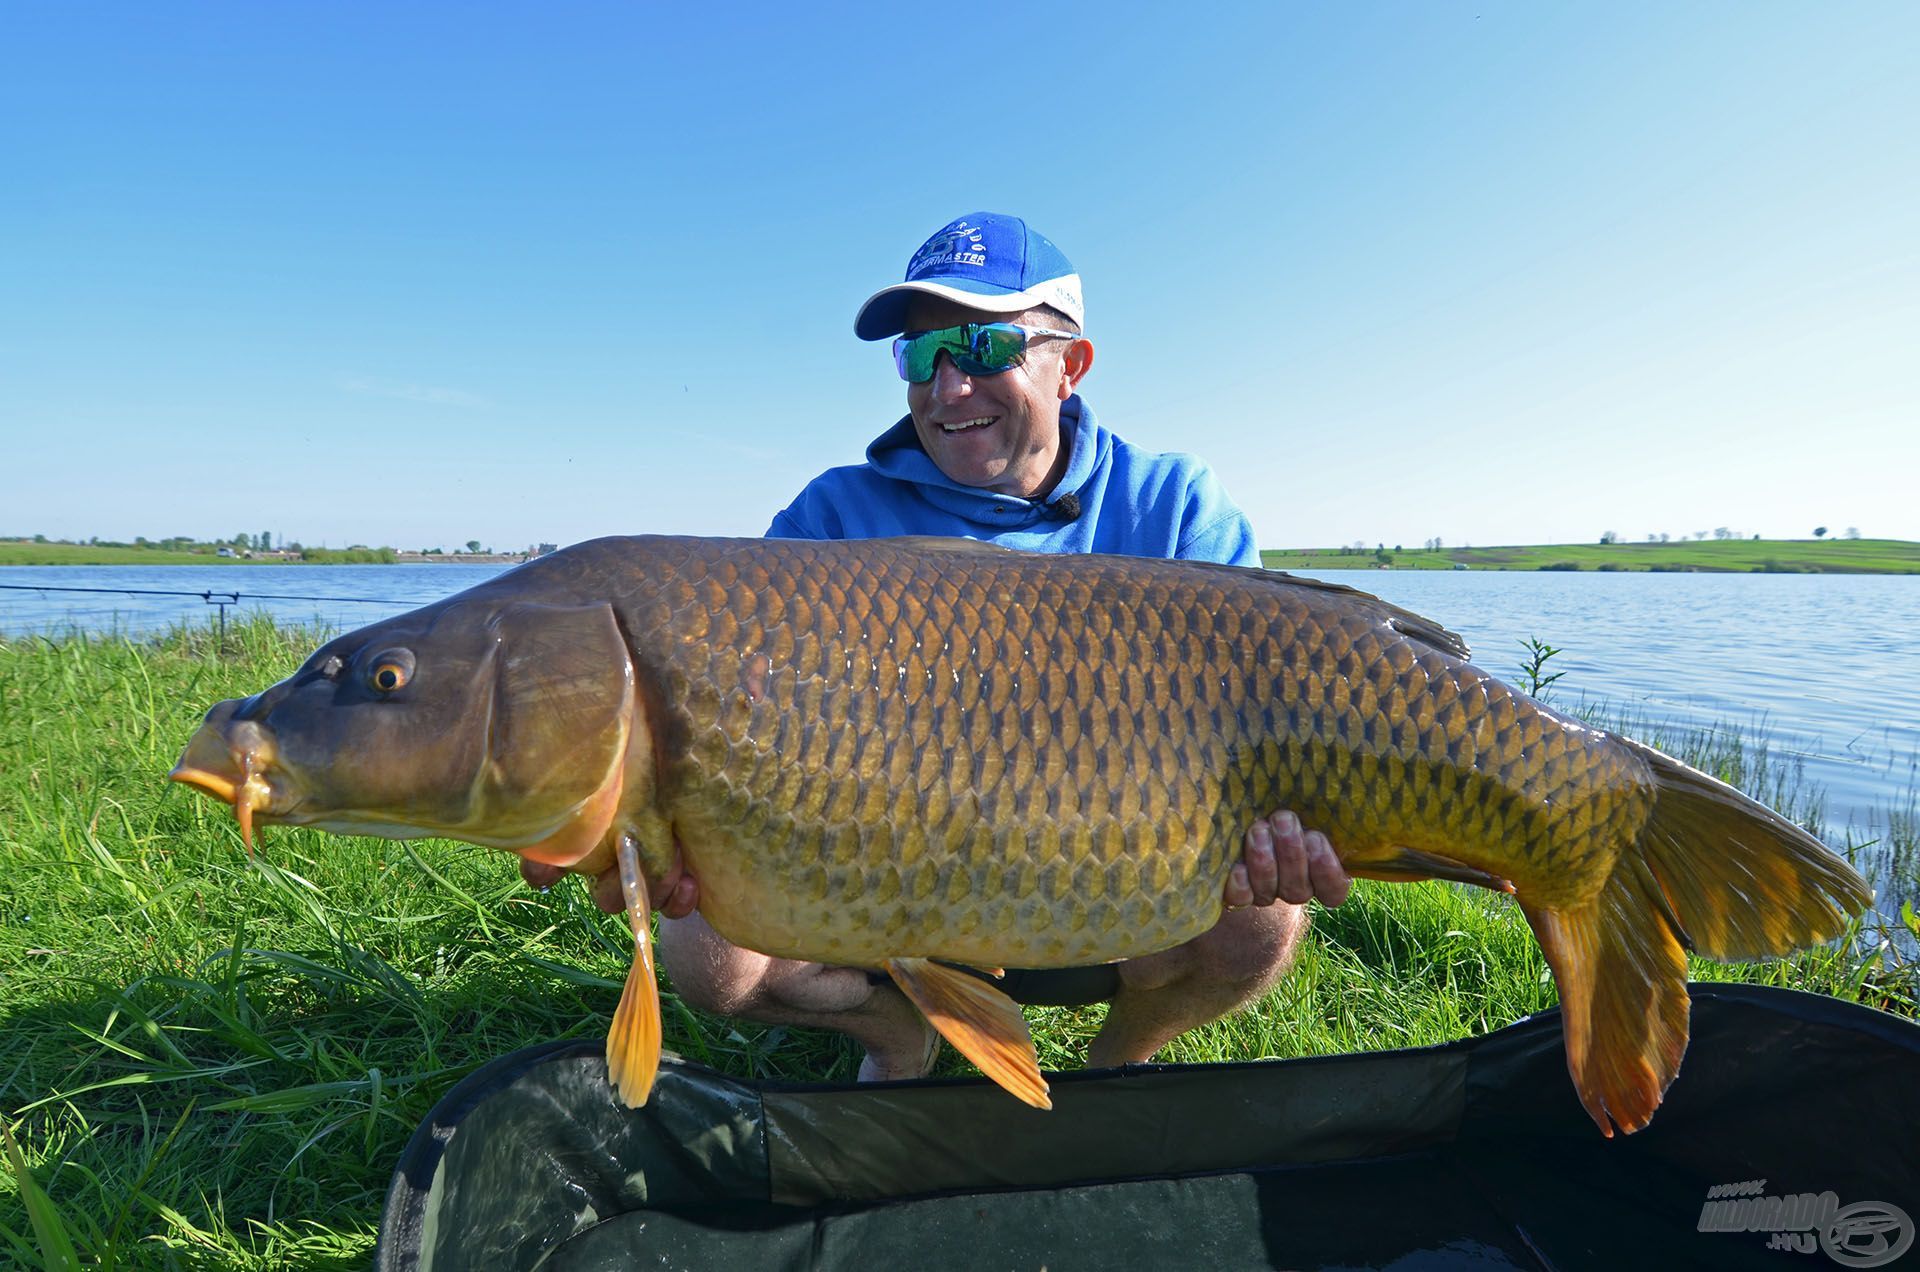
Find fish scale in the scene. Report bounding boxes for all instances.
[172,533,1872,1132]
[628,536,1622,967]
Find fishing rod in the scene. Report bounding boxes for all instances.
[0,582,432,640]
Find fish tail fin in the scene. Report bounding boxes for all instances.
[606,836,662,1108]
[1621,740,1872,961]
[1521,743,1872,1137]
[1521,856,1690,1137]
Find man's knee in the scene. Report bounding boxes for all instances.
[1118,902,1309,997]
[656,912,881,1019]
[656,912,766,1016]
[1220,901,1310,989]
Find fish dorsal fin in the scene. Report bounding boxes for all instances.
[1140,558,1474,660]
[862,537,1472,660]
[884,957,1051,1109]
[881,536,1021,555]
[1260,569,1472,659]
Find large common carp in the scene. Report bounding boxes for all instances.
[171,536,1870,1135]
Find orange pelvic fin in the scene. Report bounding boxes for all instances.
[606,834,662,1108]
[1343,845,1515,893]
[1520,851,1691,1138]
[884,957,1051,1110]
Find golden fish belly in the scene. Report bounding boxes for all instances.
[622,538,1654,968]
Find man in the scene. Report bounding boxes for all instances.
[538,213,1351,1082]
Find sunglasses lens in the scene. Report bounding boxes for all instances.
[892,336,928,382]
[968,324,1026,371]
[893,324,1031,382]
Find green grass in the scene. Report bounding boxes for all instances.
[0,544,410,567]
[0,544,265,567]
[1262,537,1920,574]
[12,537,1915,573]
[2,620,1914,1267]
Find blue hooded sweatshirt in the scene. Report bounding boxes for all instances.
[766,396,1260,567]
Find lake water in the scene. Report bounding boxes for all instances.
[1304,570,1920,832]
[0,563,512,638]
[5,562,1915,920]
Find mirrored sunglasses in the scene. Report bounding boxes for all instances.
[892,322,1079,383]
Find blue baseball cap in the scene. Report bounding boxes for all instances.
[854,212,1085,341]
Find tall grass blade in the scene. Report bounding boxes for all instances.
[1,1119,82,1272]
[99,1099,197,1271]
[401,839,496,941]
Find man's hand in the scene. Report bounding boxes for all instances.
[519,858,699,919]
[1224,811,1350,910]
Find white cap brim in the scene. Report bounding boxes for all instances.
[854,274,1084,341]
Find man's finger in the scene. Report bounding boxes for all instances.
[1244,816,1281,906]
[659,872,700,920]
[1224,862,1254,909]
[521,859,566,891]
[1303,831,1351,908]
[1271,812,1312,905]
[591,868,625,915]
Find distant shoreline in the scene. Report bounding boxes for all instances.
[391,552,526,565]
[5,538,1916,573]
[1261,538,1920,575]
[0,543,533,567]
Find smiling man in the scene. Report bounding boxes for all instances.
[635,213,1354,1082]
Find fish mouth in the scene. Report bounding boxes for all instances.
[169,763,241,805]
[171,756,280,850]
[171,709,282,850]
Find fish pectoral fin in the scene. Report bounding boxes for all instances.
[607,938,660,1107]
[1344,845,1516,894]
[884,957,1051,1110]
[605,836,661,1108]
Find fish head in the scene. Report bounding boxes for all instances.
[171,597,639,867]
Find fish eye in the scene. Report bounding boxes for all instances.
[364,648,415,693]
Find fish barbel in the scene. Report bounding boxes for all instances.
[170,536,1870,1134]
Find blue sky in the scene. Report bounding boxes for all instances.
[4,3,1915,552]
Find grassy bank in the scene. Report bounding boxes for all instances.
[1261,537,1920,574]
[0,543,264,566]
[2,621,1914,1267]
[12,538,1919,573]
[0,544,417,567]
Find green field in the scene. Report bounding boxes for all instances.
[0,543,412,566]
[1262,537,1920,574]
[0,542,264,566]
[11,537,1920,573]
[1,620,1914,1267]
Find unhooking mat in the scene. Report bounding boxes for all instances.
[377,983,1918,1270]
